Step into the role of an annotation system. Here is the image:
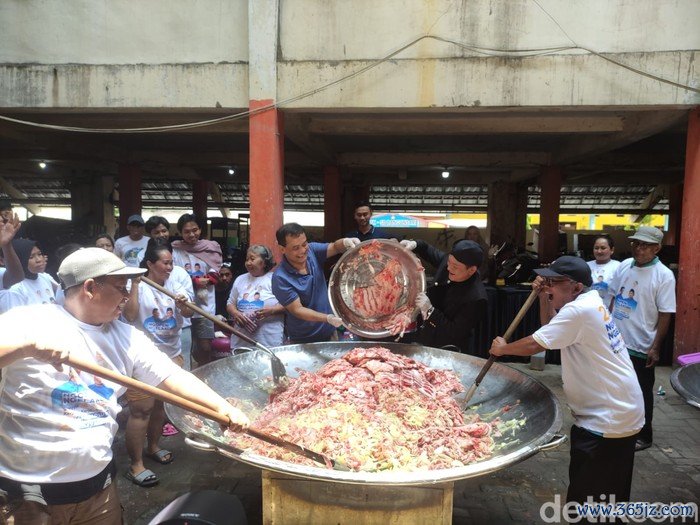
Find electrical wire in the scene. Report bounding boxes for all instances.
[0,32,696,135]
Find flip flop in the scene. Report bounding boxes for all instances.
[162,423,179,436]
[145,449,174,464]
[125,469,159,487]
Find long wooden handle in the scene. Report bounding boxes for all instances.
[140,276,265,351]
[67,354,229,425]
[66,354,333,468]
[464,288,539,405]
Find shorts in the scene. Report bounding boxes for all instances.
[126,354,184,402]
[191,317,215,340]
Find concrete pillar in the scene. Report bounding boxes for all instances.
[192,180,209,234]
[69,174,115,238]
[118,164,142,235]
[323,165,342,241]
[666,183,683,246]
[248,0,284,256]
[537,166,563,263]
[674,108,700,363]
[486,181,527,248]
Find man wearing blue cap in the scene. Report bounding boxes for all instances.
[489,255,643,505]
[401,239,487,352]
[114,215,149,267]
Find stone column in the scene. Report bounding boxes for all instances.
[537,166,562,263]
[323,165,342,241]
[674,108,700,362]
[117,164,142,235]
[249,0,284,257]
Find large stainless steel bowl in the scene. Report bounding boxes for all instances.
[328,239,426,339]
[166,342,564,486]
[671,363,700,409]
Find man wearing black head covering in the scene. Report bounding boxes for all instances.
[400,239,488,353]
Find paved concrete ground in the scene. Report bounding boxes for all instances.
[114,364,699,524]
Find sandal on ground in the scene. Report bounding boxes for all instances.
[162,423,179,436]
[145,449,174,464]
[125,469,159,487]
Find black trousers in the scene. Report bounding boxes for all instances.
[630,355,655,442]
[567,425,637,504]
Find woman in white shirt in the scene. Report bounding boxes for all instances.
[8,238,58,306]
[227,245,285,350]
[587,234,620,308]
[122,240,193,487]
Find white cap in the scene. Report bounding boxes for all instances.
[58,247,146,289]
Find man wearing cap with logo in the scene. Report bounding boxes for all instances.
[489,255,643,505]
[608,226,676,453]
[114,214,149,267]
[0,248,248,524]
[401,239,488,353]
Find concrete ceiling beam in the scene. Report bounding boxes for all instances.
[284,113,337,165]
[552,110,688,164]
[337,152,550,168]
[308,116,625,135]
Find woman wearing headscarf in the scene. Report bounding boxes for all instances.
[8,238,58,306]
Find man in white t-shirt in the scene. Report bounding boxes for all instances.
[490,256,643,505]
[608,226,676,453]
[0,248,248,524]
[114,214,149,267]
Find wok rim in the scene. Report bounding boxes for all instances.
[167,342,564,486]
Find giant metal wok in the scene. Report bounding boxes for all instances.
[166,342,564,486]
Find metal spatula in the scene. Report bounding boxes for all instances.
[140,276,287,384]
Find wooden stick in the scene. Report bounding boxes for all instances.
[140,276,267,352]
[463,288,539,406]
[66,354,342,469]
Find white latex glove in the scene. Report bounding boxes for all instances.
[400,240,417,251]
[416,292,432,319]
[342,237,361,251]
[326,314,344,328]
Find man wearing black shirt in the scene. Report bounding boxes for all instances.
[402,239,487,353]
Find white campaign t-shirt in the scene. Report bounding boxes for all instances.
[170,265,193,328]
[9,273,58,305]
[227,272,284,349]
[608,257,676,354]
[132,276,193,358]
[0,267,6,289]
[532,291,644,437]
[587,259,620,307]
[0,304,180,483]
[114,235,149,267]
[172,249,216,317]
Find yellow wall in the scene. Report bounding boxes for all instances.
[528,214,667,230]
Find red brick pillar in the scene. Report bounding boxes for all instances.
[674,108,700,363]
[666,183,683,246]
[249,102,285,257]
[537,166,562,264]
[323,165,342,242]
[117,164,142,234]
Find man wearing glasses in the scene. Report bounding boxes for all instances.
[608,226,676,453]
[490,255,643,505]
[0,248,248,524]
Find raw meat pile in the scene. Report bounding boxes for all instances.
[346,240,418,336]
[224,347,498,471]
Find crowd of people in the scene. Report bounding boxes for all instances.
[0,195,678,522]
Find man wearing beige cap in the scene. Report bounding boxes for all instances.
[609,226,676,452]
[0,248,248,524]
